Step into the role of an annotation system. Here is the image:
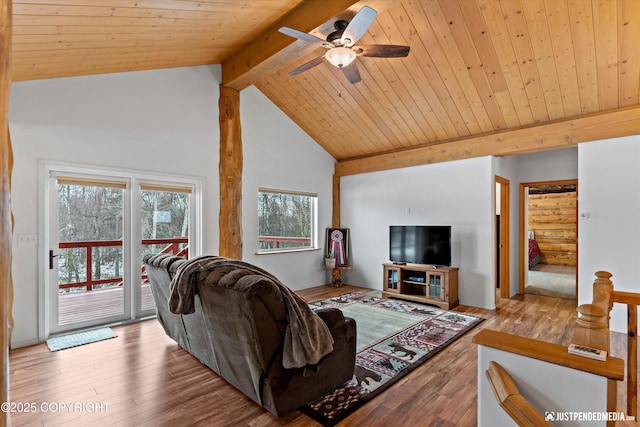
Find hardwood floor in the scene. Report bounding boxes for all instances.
[7,285,635,426]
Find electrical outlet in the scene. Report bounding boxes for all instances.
[17,233,37,246]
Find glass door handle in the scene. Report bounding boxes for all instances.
[49,250,59,270]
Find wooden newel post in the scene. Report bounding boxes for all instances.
[573,271,614,353]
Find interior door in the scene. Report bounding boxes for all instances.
[48,174,131,334]
[495,176,510,299]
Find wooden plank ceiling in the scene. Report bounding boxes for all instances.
[11,0,640,173]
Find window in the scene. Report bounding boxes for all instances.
[258,188,317,253]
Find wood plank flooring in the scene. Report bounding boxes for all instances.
[8,285,636,426]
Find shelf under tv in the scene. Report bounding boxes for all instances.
[382,262,459,310]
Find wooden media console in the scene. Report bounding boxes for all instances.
[382,262,459,310]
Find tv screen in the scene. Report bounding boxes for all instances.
[389,225,451,266]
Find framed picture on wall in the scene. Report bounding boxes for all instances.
[325,228,349,267]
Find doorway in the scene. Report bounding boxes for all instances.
[519,179,578,298]
[44,165,199,336]
[495,176,510,300]
[48,175,130,333]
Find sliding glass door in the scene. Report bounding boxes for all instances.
[45,167,198,335]
[139,184,191,314]
[48,175,130,333]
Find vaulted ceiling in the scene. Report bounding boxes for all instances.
[11,0,640,175]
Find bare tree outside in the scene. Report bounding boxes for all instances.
[57,184,189,293]
[258,190,314,251]
[140,189,190,256]
[58,184,124,293]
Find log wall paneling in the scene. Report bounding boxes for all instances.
[1,1,12,426]
[528,191,577,266]
[218,85,243,260]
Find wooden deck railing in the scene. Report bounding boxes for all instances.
[58,237,188,292]
[59,236,307,292]
[258,236,311,249]
[612,290,640,419]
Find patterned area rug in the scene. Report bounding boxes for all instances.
[46,327,117,351]
[304,293,484,426]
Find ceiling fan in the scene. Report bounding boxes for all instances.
[278,6,410,84]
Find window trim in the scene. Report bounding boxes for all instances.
[257,187,318,255]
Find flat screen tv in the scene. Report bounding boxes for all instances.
[389,225,451,266]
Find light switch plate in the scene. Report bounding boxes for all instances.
[17,233,37,246]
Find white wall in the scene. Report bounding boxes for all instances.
[511,148,578,183]
[8,67,336,347]
[240,86,336,289]
[578,135,640,332]
[339,149,578,308]
[340,157,495,309]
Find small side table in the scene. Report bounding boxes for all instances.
[327,266,351,287]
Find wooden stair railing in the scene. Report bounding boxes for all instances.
[573,270,640,420]
[485,361,552,427]
[612,290,640,419]
[474,329,624,427]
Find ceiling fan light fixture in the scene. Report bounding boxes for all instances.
[325,47,356,68]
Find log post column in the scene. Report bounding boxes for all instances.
[218,85,243,259]
[332,174,340,228]
[1,2,13,427]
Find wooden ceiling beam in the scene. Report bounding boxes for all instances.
[335,106,640,177]
[221,0,398,91]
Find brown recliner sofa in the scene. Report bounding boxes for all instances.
[143,253,356,416]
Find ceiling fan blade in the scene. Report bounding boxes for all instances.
[289,55,325,76]
[341,61,361,84]
[341,6,377,47]
[355,44,411,58]
[279,27,331,48]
